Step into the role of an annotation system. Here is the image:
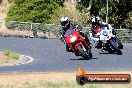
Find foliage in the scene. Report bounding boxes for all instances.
[5,21,19,29]
[0,0,2,3]
[4,49,19,60]
[50,5,90,27]
[7,0,13,3]
[6,0,64,23]
[6,0,90,27]
[76,0,132,29]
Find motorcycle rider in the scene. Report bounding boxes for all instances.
[89,16,115,50]
[59,16,91,52]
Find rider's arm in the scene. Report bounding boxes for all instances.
[88,26,93,38]
[59,29,64,36]
[88,26,100,42]
[59,28,66,43]
[75,24,83,32]
[100,22,108,27]
[108,24,116,35]
[70,21,83,32]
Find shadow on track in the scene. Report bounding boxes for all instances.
[70,57,98,60]
[99,52,116,54]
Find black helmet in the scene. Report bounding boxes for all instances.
[91,16,100,25]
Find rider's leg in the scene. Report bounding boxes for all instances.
[79,32,91,45]
[66,43,69,50]
[96,40,102,48]
[66,43,72,52]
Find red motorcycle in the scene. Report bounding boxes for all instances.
[65,28,92,59]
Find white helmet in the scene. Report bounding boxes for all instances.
[60,16,69,28]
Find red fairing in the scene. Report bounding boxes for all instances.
[75,42,84,50]
[65,30,88,52]
[65,36,71,44]
[75,35,88,50]
[93,26,101,34]
[109,39,113,43]
[65,31,80,45]
[72,31,80,37]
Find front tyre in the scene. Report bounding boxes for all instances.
[77,45,89,59]
[116,37,123,49]
[110,41,122,55]
[87,49,92,59]
[108,49,114,54]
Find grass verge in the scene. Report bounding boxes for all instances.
[3,49,19,60]
[0,72,131,88]
[0,49,19,64]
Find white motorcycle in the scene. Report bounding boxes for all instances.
[91,25,122,55]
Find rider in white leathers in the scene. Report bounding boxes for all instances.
[89,16,116,51]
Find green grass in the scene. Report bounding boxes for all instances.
[0,80,98,88]
[0,79,132,88]
[21,81,131,88]
[3,49,19,60]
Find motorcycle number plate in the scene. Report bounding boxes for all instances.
[100,35,109,41]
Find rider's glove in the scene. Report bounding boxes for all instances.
[75,24,83,32]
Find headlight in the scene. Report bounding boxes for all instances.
[70,36,77,43]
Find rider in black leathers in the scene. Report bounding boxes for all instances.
[59,16,91,52]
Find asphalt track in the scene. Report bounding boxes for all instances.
[0,37,132,73]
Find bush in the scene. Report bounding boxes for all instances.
[50,6,89,26]
[5,21,19,29]
[0,0,2,3]
[14,0,25,5]
[6,0,64,23]
[4,49,19,60]
[8,0,13,3]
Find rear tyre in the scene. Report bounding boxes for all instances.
[77,45,89,59]
[110,41,122,55]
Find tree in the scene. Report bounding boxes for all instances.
[76,0,132,28]
[6,0,64,23]
[0,0,2,3]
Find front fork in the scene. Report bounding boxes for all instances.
[107,38,116,50]
[75,42,88,51]
[75,42,90,56]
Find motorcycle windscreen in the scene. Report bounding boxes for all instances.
[65,29,73,44]
[65,29,73,36]
[65,29,80,44]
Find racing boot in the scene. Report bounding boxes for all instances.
[66,44,73,52]
[101,47,105,52]
[95,40,102,49]
[101,44,106,52]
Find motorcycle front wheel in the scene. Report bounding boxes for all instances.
[77,45,90,59]
[110,41,122,55]
[116,37,123,49]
